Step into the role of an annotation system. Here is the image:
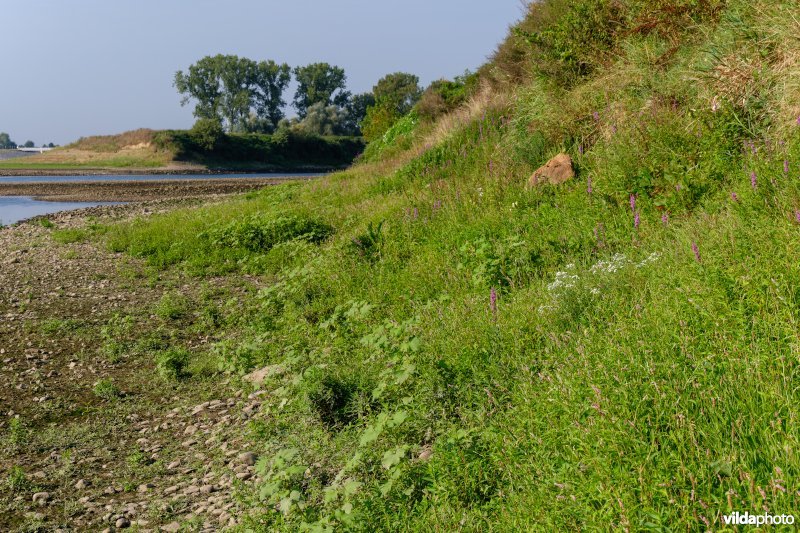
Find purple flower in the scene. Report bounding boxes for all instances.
[413,207,419,219]
[611,125,617,135]
[784,160,790,174]
[796,210,800,223]
[629,194,636,212]
[731,192,739,202]
[587,177,593,195]
[634,211,640,229]
[490,287,498,319]
[751,171,757,189]
[578,144,584,155]
[661,213,669,225]
[433,199,442,211]
[692,242,701,263]
[675,184,682,192]
[797,115,800,126]
[593,111,600,122]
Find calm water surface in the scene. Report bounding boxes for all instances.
[0,196,121,225]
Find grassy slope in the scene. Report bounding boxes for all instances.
[88,0,800,529]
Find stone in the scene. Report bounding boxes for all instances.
[115,517,131,528]
[161,521,181,532]
[238,451,258,466]
[75,478,89,489]
[242,364,284,384]
[32,492,51,505]
[528,153,575,187]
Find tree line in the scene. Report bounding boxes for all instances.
[0,133,55,149]
[175,55,445,141]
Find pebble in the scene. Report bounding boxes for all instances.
[238,451,257,466]
[115,517,131,528]
[32,492,51,505]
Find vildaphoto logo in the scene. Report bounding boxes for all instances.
[722,512,795,526]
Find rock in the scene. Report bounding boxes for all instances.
[161,521,181,532]
[238,451,258,466]
[528,153,575,187]
[242,364,284,384]
[115,516,131,528]
[32,492,51,505]
[75,478,89,489]
[235,472,252,481]
[418,448,433,461]
[137,483,155,492]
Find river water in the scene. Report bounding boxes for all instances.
[0,173,318,225]
[0,196,121,225]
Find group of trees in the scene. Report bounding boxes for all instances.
[175,55,431,139]
[0,133,53,149]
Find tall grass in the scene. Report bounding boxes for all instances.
[103,0,800,529]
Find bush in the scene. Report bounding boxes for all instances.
[205,214,334,252]
[155,348,190,381]
[190,118,225,151]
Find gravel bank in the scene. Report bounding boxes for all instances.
[0,177,308,202]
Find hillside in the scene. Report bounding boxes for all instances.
[3,0,800,530]
[0,128,365,173]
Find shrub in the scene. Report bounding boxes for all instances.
[155,348,191,381]
[92,379,121,401]
[205,214,334,252]
[190,118,225,151]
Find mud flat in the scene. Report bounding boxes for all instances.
[0,177,309,202]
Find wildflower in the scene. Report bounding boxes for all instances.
[490,287,498,319]
[433,199,442,211]
[675,184,682,192]
[784,160,790,174]
[413,207,419,219]
[611,125,617,135]
[662,213,669,225]
[797,115,800,126]
[750,171,757,189]
[711,98,720,112]
[629,194,636,212]
[731,192,739,202]
[634,211,640,229]
[593,111,600,121]
[796,210,800,223]
[578,144,584,155]
[691,242,701,263]
[587,177,593,195]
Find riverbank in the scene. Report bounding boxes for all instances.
[0,202,268,530]
[0,177,308,202]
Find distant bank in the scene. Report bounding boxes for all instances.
[0,128,365,175]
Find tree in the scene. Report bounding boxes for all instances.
[0,132,16,149]
[373,72,422,116]
[293,102,349,136]
[175,55,291,133]
[343,92,375,135]
[23,140,35,148]
[292,63,350,118]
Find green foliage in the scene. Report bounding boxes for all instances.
[175,54,291,132]
[361,112,419,159]
[0,132,16,149]
[204,214,334,253]
[415,78,470,121]
[292,63,350,118]
[92,379,121,401]
[155,348,191,381]
[5,467,29,492]
[190,118,225,150]
[372,72,422,116]
[154,292,190,320]
[153,129,364,171]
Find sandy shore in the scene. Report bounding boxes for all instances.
[0,177,310,202]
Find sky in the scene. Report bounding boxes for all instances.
[1,0,525,145]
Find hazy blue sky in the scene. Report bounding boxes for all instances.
[1,1,524,145]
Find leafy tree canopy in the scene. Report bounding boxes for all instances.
[293,63,350,118]
[175,55,291,133]
[372,72,422,116]
[0,132,16,149]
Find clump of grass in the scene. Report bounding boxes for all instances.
[154,292,190,321]
[92,379,121,401]
[155,348,190,381]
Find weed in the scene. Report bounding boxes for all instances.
[155,348,190,381]
[92,379,121,401]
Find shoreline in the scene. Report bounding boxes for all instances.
[0,176,310,202]
[0,166,342,177]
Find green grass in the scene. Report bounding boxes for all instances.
[97,0,800,529]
